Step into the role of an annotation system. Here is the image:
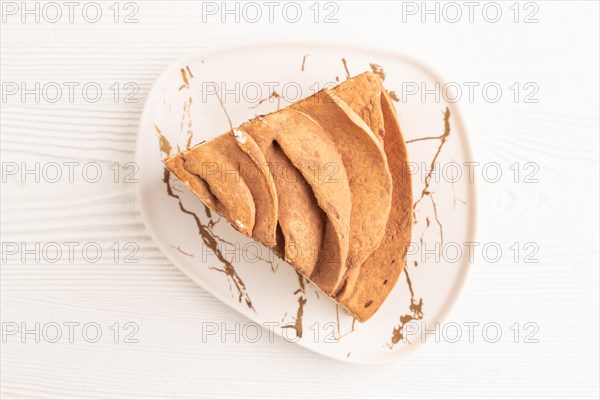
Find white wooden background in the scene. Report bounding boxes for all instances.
[1,1,598,398]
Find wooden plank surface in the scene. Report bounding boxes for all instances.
[1,1,598,398]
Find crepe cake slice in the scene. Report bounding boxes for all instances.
[165,71,412,322]
[332,72,413,321]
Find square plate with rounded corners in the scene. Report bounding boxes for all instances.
[136,43,476,364]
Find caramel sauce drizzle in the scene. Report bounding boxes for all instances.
[388,268,423,347]
[282,271,307,338]
[333,305,356,341]
[301,54,310,72]
[178,66,193,91]
[369,62,399,101]
[171,245,193,257]
[369,63,386,81]
[341,58,351,79]
[178,97,194,150]
[154,67,255,311]
[408,106,452,249]
[389,107,453,348]
[249,90,281,111]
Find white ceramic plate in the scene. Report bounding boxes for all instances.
[136,43,476,364]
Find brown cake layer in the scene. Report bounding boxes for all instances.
[165,72,412,322]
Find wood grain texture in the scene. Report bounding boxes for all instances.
[1,1,598,399]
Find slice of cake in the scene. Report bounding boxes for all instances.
[165,72,412,322]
